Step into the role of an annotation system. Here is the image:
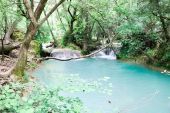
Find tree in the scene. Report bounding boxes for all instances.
[60,0,112,52]
[12,0,65,77]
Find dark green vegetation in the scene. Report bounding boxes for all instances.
[0,0,170,112]
[115,0,170,69]
[51,0,170,69]
[0,82,83,113]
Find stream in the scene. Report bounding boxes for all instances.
[33,58,170,113]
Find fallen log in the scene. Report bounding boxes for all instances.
[0,44,20,54]
[41,43,111,61]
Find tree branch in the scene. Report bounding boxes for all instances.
[88,13,106,35]
[68,2,74,19]
[30,0,34,11]
[34,0,48,20]
[56,8,67,31]
[43,10,57,45]
[17,0,27,18]
[23,0,37,26]
[39,0,65,26]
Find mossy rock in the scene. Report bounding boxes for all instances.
[12,30,24,41]
[30,40,41,56]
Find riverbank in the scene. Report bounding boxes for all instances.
[119,57,170,75]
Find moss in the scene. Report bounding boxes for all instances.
[13,65,25,80]
[146,49,157,57]
[30,40,41,56]
[12,30,24,41]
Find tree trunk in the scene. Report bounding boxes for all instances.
[12,0,65,77]
[44,11,58,47]
[4,19,21,44]
[83,39,88,51]
[12,24,37,77]
[0,44,20,54]
[1,39,4,61]
[83,11,89,51]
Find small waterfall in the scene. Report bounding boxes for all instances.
[50,48,116,60]
[51,49,81,60]
[94,48,116,60]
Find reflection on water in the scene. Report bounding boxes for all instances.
[33,58,170,113]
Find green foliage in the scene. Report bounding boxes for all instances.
[66,43,81,50]
[0,0,21,37]
[157,47,170,68]
[73,19,86,43]
[161,52,170,63]
[116,22,143,36]
[56,39,80,50]
[146,49,157,57]
[35,25,51,44]
[0,82,84,113]
[113,0,170,69]
[59,0,113,51]
[62,30,75,47]
[118,32,157,58]
[81,50,90,55]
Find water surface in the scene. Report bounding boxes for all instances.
[33,58,170,113]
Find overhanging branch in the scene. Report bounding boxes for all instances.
[40,43,112,61]
[39,0,66,26]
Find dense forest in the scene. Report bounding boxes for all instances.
[0,0,170,113]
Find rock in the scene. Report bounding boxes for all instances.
[108,100,111,104]
[42,42,54,54]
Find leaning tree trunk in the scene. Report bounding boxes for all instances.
[12,24,37,77]
[1,38,4,61]
[4,19,21,44]
[0,44,20,54]
[11,0,65,77]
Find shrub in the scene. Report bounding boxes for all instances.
[0,82,84,113]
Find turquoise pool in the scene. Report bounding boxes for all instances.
[33,58,170,113]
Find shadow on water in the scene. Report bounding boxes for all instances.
[33,58,170,113]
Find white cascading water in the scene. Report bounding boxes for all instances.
[51,49,81,60]
[51,48,117,60]
[94,48,117,60]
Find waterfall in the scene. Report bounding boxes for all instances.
[51,49,81,60]
[93,48,117,60]
[51,48,117,60]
